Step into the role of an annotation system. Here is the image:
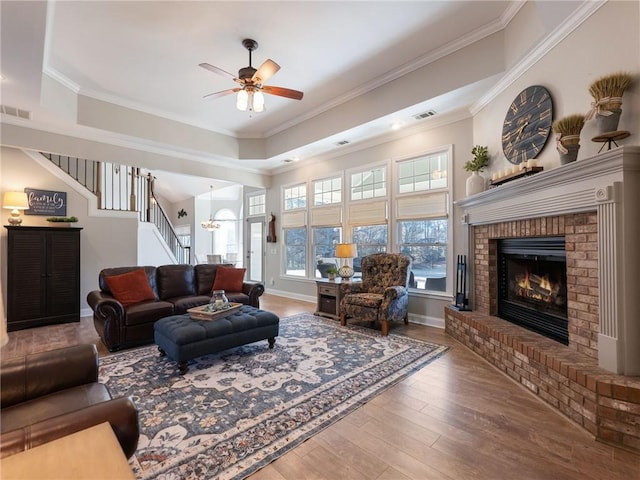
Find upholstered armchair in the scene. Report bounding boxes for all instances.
[339,253,412,335]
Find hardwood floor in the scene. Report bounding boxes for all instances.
[3,293,638,479]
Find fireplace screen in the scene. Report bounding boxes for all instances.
[498,237,568,345]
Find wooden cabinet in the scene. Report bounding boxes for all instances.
[5,226,82,331]
[315,279,355,320]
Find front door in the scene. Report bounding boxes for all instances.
[247,218,264,282]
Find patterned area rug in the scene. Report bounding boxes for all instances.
[99,313,449,479]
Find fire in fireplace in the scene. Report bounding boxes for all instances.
[497,237,568,345]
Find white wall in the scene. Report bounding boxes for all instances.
[0,147,139,315]
[137,223,175,266]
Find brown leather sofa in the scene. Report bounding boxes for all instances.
[87,264,265,351]
[0,344,139,459]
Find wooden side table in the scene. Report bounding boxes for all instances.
[1,422,134,479]
[315,279,358,320]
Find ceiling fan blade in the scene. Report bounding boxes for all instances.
[252,59,280,84]
[199,62,236,80]
[262,85,304,100]
[203,88,240,99]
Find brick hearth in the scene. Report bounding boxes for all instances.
[450,146,640,454]
[445,308,640,454]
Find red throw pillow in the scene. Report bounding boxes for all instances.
[212,267,246,292]
[104,268,156,307]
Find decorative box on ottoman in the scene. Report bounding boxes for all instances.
[154,305,279,374]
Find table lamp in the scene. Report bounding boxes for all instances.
[3,191,29,226]
[335,243,358,280]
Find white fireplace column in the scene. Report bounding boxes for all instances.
[457,146,640,375]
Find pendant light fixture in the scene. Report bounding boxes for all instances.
[200,185,221,231]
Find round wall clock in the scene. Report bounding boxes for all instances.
[501,85,553,164]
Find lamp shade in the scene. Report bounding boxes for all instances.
[335,243,357,259]
[2,191,28,210]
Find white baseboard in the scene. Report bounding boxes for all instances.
[408,312,445,329]
[263,288,316,305]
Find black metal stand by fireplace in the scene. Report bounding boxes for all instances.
[497,237,569,345]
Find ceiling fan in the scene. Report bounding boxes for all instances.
[199,38,304,113]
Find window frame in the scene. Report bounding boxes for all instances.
[349,164,388,202]
[393,145,453,295]
[276,146,453,296]
[247,192,266,217]
[312,175,343,206]
[282,182,307,211]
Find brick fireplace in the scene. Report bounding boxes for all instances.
[448,146,640,454]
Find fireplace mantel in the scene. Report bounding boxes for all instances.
[456,146,640,375]
[457,145,640,225]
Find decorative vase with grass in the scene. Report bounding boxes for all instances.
[585,72,633,133]
[464,145,489,196]
[552,114,584,164]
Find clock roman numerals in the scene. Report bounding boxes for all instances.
[519,90,528,105]
[537,93,549,107]
[504,142,515,158]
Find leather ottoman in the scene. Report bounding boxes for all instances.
[154,305,279,374]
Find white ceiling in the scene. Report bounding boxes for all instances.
[0,1,579,202]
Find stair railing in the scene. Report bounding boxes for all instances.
[41,153,190,263]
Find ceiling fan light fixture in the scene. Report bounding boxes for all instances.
[236,89,249,111]
[201,38,302,113]
[252,90,265,112]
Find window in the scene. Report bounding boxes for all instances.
[313,176,342,205]
[350,166,386,201]
[248,193,265,216]
[397,151,448,193]
[313,226,341,278]
[284,227,307,276]
[283,183,307,210]
[214,209,239,264]
[352,224,388,276]
[175,225,191,247]
[398,219,447,291]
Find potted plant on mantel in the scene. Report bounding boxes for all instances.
[585,71,633,134]
[464,145,489,196]
[552,114,585,165]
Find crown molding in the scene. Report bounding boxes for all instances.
[470,0,607,115]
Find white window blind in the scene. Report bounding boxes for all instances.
[281,210,307,228]
[396,192,448,220]
[310,205,342,227]
[348,200,387,226]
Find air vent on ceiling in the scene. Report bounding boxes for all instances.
[335,140,350,146]
[414,110,437,120]
[1,105,31,120]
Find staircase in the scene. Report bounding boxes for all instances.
[41,153,190,264]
